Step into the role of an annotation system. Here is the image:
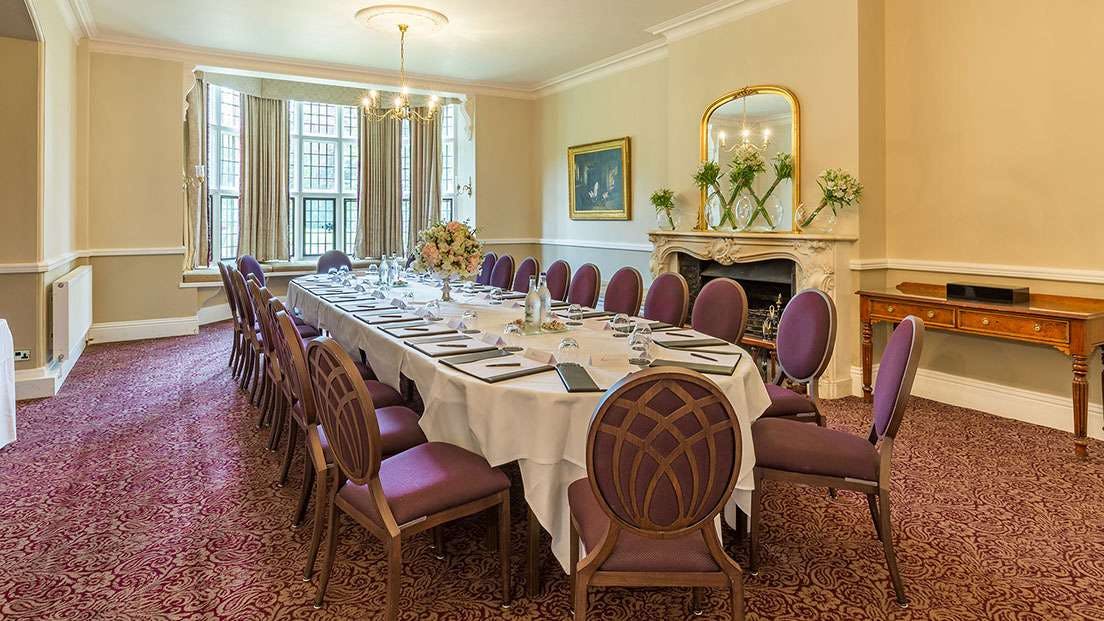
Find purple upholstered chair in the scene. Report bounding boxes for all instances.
[761,289,837,425]
[750,316,924,608]
[476,252,497,285]
[316,250,353,274]
[237,254,265,286]
[512,256,541,293]
[305,337,511,615]
[602,267,644,316]
[691,278,749,344]
[230,269,265,397]
[642,272,689,327]
[546,259,571,301]
[489,255,515,290]
[566,263,601,308]
[217,262,246,377]
[568,368,746,620]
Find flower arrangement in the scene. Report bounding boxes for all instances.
[650,188,677,229]
[694,161,738,230]
[694,147,793,231]
[412,220,483,286]
[797,168,863,229]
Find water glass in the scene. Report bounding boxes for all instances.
[608,313,633,337]
[425,299,441,320]
[566,304,584,326]
[628,330,655,367]
[461,310,480,333]
[327,267,339,282]
[502,322,523,352]
[557,337,584,366]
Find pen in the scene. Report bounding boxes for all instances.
[690,352,717,362]
[487,362,522,368]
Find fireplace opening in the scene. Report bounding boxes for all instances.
[682,258,796,340]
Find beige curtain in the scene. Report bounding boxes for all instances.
[355,115,403,258]
[238,95,290,261]
[408,109,441,251]
[183,78,209,268]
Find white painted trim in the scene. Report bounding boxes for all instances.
[533,41,668,97]
[0,251,80,274]
[647,0,794,42]
[86,35,535,100]
[85,246,186,257]
[40,0,82,41]
[86,316,199,345]
[14,338,83,400]
[0,247,186,274]
[850,365,1104,441]
[849,258,1104,286]
[64,0,95,37]
[197,303,232,326]
[482,238,653,253]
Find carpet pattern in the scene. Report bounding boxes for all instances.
[2,323,1103,620]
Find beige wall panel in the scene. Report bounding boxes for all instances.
[88,53,185,250]
[0,37,40,263]
[36,0,78,260]
[0,273,44,370]
[91,255,196,323]
[472,95,538,239]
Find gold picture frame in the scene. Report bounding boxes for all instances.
[568,137,632,221]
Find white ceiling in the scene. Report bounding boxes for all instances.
[85,0,720,88]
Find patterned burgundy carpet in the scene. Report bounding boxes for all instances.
[2,323,1104,620]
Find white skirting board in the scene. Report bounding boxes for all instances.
[86,316,199,345]
[15,339,85,400]
[851,365,1104,441]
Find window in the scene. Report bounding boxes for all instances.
[439,105,458,222]
[289,101,359,257]
[207,85,242,261]
[400,119,412,247]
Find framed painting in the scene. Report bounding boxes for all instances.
[568,137,631,221]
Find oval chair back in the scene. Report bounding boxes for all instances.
[477,252,497,285]
[602,267,644,316]
[566,263,601,308]
[691,278,749,344]
[316,250,353,274]
[587,367,742,537]
[216,262,241,326]
[775,289,837,385]
[642,272,689,327]
[230,269,258,335]
[306,337,382,486]
[237,254,265,286]
[545,259,571,301]
[273,307,319,425]
[489,255,515,290]
[249,283,279,369]
[512,256,541,293]
[872,316,925,440]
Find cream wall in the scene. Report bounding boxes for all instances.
[471,94,538,240]
[0,36,40,264]
[36,0,77,261]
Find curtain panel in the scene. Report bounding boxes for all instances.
[183,78,209,268]
[408,109,442,252]
[355,115,404,258]
[238,95,290,262]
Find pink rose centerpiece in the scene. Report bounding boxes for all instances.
[412,220,483,301]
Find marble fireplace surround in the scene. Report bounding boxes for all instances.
[649,229,858,398]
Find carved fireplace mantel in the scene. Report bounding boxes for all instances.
[649,230,858,298]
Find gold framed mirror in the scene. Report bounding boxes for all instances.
[697,85,800,231]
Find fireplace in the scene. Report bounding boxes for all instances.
[680,257,795,340]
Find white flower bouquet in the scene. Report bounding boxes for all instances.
[798,168,863,229]
[412,221,483,300]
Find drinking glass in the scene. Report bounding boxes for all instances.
[367,264,379,283]
[425,299,441,320]
[557,337,584,366]
[461,310,480,334]
[327,267,339,283]
[502,322,523,352]
[608,313,632,337]
[628,330,655,367]
[566,304,584,326]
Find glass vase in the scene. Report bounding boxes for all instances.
[733,195,753,231]
[796,203,838,233]
[656,210,678,231]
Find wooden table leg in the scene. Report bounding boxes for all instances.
[861,319,874,402]
[527,507,540,597]
[1073,353,1089,458]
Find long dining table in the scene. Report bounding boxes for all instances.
[287,273,771,580]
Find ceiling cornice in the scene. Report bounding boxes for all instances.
[532,40,668,97]
[66,0,97,38]
[85,35,538,100]
[646,0,793,42]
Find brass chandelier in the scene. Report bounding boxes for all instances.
[361,23,439,124]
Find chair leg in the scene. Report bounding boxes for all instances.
[527,507,541,597]
[267,391,285,452]
[733,507,746,544]
[293,458,314,528]
[730,573,745,621]
[312,485,339,608]
[877,489,908,608]
[238,347,251,389]
[386,537,402,621]
[573,572,588,621]
[304,468,329,581]
[498,491,512,609]
[749,478,763,575]
[691,587,704,616]
[866,493,882,539]
[432,526,445,560]
[569,520,579,611]
[277,415,298,486]
[228,331,239,369]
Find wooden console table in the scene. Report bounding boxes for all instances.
[858,282,1104,457]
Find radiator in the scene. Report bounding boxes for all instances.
[52,266,93,363]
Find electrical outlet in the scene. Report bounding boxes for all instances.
[14,350,30,362]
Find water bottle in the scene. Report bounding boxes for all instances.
[537,272,551,326]
[524,275,540,335]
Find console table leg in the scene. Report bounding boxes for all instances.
[1072,353,1089,458]
[861,320,874,402]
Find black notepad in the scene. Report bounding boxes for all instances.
[555,363,603,393]
[657,338,730,349]
[650,354,742,376]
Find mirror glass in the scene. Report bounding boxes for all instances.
[700,87,799,232]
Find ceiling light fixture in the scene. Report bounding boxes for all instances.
[355,5,448,124]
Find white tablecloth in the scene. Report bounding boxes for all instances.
[0,319,16,450]
[288,277,770,570]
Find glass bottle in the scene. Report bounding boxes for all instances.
[537,272,551,326]
[523,275,541,335]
